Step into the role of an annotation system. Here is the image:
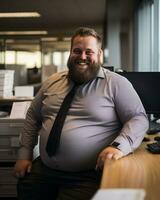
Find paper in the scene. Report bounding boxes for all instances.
[0,70,14,97]
[10,101,31,119]
[14,86,34,97]
[91,189,146,200]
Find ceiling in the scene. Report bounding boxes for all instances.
[0,0,138,52]
[0,0,138,38]
[0,0,106,38]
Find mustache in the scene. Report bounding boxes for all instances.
[75,59,90,65]
[67,57,91,70]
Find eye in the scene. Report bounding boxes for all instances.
[86,50,94,56]
[73,48,82,55]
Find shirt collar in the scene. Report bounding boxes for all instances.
[97,66,105,79]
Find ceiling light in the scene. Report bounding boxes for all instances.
[41,37,58,42]
[0,31,48,35]
[0,12,40,18]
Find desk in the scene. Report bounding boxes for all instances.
[0,96,33,103]
[0,96,33,115]
[0,97,33,197]
[101,135,160,200]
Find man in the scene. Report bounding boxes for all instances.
[14,27,149,200]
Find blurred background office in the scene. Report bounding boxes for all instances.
[0,0,160,198]
[0,0,159,86]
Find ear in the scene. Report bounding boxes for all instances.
[99,49,103,64]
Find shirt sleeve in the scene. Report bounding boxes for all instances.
[17,86,44,160]
[110,74,149,155]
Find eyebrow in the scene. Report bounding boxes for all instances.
[72,48,96,53]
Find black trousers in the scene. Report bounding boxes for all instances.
[17,157,102,200]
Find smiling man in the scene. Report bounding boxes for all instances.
[14,27,149,200]
[67,31,102,84]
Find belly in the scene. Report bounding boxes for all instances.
[40,125,119,171]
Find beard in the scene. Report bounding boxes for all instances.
[67,57,101,85]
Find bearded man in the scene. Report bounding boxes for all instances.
[14,27,149,200]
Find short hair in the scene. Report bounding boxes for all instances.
[71,27,102,49]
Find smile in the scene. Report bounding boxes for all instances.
[76,62,88,70]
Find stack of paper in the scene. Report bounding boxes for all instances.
[10,101,31,119]
[0,70,14,97]
[91,189,146,200]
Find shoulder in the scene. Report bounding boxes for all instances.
[46,70,68,82]
[41,71,68,90]
[102,68,131,86]
[100,68,135,98]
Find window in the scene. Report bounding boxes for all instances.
[52,51,69,72]
[5,39,41,68]
[53,52,61,66]
[134,0,155,71]
[16,51,41,68]
[5,51,15,64]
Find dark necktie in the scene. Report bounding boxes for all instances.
[46,84,77,157]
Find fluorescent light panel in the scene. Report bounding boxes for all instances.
[0,12,40,18]
[41,37,58,42]
[0,31,48,35]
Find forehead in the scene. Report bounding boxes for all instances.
[72,36,99,49]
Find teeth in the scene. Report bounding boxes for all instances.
[79,63,86,65]
[77,61,87,64]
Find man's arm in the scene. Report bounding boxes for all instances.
[112,75,149,155]
[14,87,44,177]
[96,74,149,169]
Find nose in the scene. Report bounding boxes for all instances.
[80,51,87,60]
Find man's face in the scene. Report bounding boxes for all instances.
[67,36,102,84]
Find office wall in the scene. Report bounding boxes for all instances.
[104,0,136,71]
[107,19,121,69]
[106,19,133,71]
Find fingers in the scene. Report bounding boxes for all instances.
[13,160,32,178]
[27,165,32,173]
[96,153,105,170]
[96,152,114,170]
[113,153,122,160]
[14,170,26,178]
[106,153,113,159]
[96,147,124,170]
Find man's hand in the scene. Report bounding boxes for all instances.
[96,146,124,170]
[14,160,32,178]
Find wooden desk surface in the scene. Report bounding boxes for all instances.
[101,135,160,200]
